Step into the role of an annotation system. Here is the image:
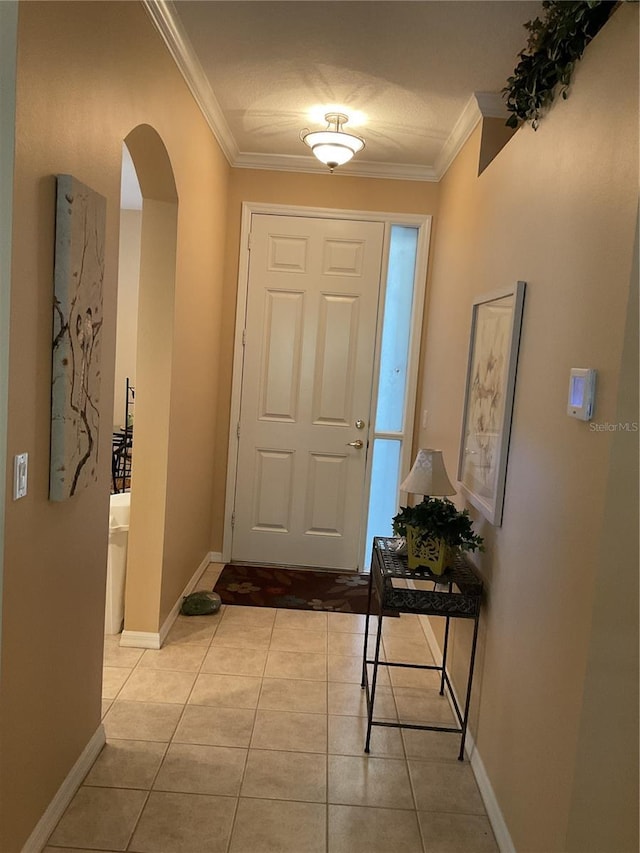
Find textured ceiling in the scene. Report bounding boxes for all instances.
[146,0,542,180]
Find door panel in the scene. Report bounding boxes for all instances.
[313,294,359,424]
[304,452,347,536]
[260,290,303,421]
[251,448,294,532]
[232,214,384,569]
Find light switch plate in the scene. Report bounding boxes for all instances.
[14,453,28,500]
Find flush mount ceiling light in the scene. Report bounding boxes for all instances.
[300,112,365,172]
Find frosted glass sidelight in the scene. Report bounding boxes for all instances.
[363,226,419,568]
[375,226,418,433]
[363,439,402,569]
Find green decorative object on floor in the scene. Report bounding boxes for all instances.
[180,590,222,616]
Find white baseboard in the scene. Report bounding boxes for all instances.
[120,552,214,649]
[120,629,162,649]
[158,551,213,644]
[210,551,223,563]
[418,613,515,853]
[468,738,516,853]
[21,724,106,853]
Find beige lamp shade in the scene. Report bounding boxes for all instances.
[399,448,456,497]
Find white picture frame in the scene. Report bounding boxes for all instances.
[457,281,526,526]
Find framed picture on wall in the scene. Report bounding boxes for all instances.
[49,175,106,501]
[457,280,526,526]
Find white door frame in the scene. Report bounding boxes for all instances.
[223,201,431,569]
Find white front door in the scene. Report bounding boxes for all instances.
[231,213,385,569]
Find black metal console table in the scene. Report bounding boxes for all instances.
[361,537,483,761]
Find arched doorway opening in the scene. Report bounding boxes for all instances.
[118,124,178,641]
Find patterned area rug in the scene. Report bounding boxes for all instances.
[214,564,371,614]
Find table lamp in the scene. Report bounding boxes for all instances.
[399,448,456,498]
[391,449,456,555]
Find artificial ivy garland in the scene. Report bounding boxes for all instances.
[503,0,618,130]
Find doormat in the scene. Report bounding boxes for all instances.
[213,564,373,614]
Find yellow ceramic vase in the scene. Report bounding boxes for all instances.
[405,526,455,576]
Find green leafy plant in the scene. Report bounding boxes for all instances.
[392,497,484,553]
[503,0,617,130]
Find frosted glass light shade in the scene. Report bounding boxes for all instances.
[399,448,456,497]
[301,113,365,171]
[304,135,363,166]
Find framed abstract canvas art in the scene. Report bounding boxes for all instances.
[50,175,106,501]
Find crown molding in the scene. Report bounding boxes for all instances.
[143,1,502,183]
[431,92,507,178]
[233,151,439,182]
[432,93,481,178]
[142,0,238,163]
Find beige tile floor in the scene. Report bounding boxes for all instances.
[45,564,498,853]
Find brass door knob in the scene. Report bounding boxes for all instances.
[346,440,364,449]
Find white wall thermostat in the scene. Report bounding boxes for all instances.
[567,368,596,420]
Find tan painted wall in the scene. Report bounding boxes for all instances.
[127,195,177,632]
[565,212,639,852]
[2,2,636,851]
[113,208,141,428]
[0,2,18,672]
[212,170,440,549]
[419,7,638,851]
[0,2,229,850]
[478,116,516,176]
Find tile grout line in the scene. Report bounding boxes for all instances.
[223,605,277,853]
[94,605,491,853]
[127,602,257,853]
[124,604,223,851]
[370,616,431,853]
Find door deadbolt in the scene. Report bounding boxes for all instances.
[355,419,365,429]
